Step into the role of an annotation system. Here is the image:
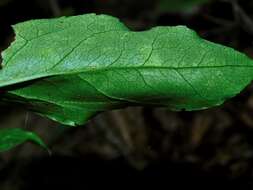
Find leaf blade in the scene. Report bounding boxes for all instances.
[1,13,253,126]
[0,128,47,152]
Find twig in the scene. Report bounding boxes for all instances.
[48,0,61,17]
[223,0,253,36]
[203,14,233,26]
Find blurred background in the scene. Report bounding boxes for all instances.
[1,0,253,189]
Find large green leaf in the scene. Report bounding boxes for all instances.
[0,128,47,152]
[1,13,253,126]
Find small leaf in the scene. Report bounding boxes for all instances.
[1,13,253,126]
[0,128,47,152]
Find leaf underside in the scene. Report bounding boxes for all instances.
[1,13,253,126]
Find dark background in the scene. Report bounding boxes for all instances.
[1,0,253,189]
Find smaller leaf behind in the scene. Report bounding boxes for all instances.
[0,128,47,152]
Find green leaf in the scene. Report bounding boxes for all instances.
[1,13,253,126]
[0,128,47,152]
